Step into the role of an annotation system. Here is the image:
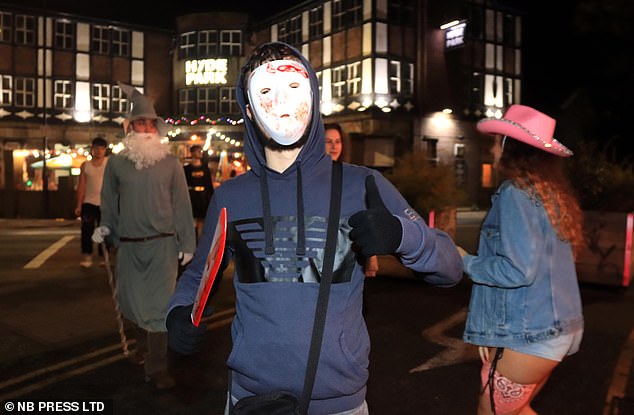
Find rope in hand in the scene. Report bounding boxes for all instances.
[101,242,129,357]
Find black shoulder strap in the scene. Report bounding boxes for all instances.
[299,160,343,413]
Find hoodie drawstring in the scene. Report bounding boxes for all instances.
[296,166,306,257]
[259,165,306,259]
[260,170,275,255]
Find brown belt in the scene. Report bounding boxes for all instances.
[119,233,174,242]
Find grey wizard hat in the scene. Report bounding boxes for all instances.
[118,82,170,137]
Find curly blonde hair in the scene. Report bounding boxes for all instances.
[499,138,584,257]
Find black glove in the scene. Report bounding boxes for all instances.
[166,304,212,355]
[348,175,403,257]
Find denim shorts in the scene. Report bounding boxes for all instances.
[511,330,583,362]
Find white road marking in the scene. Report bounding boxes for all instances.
[603,327,634,415]
[0,308,235,400]
[23,235,74,269]
[409,308,478,373]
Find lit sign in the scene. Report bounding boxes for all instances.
[185,59,228,85]
[445,21,466,49]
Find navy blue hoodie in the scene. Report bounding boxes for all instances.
[169,42,463,414]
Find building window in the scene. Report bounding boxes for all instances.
[92,83,110,112]
[279,15,302,47]
[54,19,75,50]
[388,0,416,26]
[112,28,130,57]
[111,85,127,114]
[179,88,195,115]
[198,30,218,57]
[470,71,483,107]
[1,75,12,105]
[14,77,35,108]
[197,87,218,114]
[422,137,438,164]
[504,77,514,107]
[332,0,345,31]
[332,65,346,98]
[389,61,401,94]
[0,12,13,43]
[91,25,110,55]
[179,31,196,59]
[54,80,73,109]
[346,0,363,26]
[15,14,35,45]
[403,62,414,96]
[346,62,361,96]
[389,60,414,96]
[331,0,362,31]
[220,87,238,114]
[309,6,323,39]
[220,30,241,56]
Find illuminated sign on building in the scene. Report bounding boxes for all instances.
[445,21,466,49]
[185,59,228,85]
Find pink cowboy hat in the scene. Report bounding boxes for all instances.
[477,105,573,157]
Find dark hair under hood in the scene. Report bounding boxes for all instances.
[236,41,327,176]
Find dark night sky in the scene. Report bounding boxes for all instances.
[4,0,634,155]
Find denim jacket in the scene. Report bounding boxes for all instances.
[463,180,583,348]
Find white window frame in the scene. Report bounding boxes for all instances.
[92,25,110,55]
[220,86,238,113]
[111,85,127,114]
[179,88,195,115]
[15,14,35,45]
[112,27,130,57]
[1,75,12,105]
[92,83,110,112]
[54,19,74,50]
[389,60,401,94]
[332,65,346,98]
[179,31,196,59]
[197,87,218,114]
[346,62,361,96]
[14,77,35,108]
[54,80,73,109]
[198,30,218,57]
[403,62,414,96]
[220,30,241,56]
[309,6,323,39]
[0,12,13,43]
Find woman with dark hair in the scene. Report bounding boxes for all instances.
[459,105,584,415]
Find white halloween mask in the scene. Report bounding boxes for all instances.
[247,60,313,146]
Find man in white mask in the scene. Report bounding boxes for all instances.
[167,42,463,414]
[92,83,195,391]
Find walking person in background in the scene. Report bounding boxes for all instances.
[166,41,463,414]
[184,144,214,240]
[458,105,584,415]
[324,122,379,277]
[75,137,109,268]
[92,83,195,391]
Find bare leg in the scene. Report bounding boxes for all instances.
[477,347,558,415]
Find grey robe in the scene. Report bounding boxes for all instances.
[101,154,196,332]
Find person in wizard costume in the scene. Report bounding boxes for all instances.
[92,83,195,390]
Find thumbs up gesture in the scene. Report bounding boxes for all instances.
[348,175,403,257]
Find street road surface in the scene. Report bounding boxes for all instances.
[0,219,633,414]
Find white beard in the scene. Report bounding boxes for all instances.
[120,131,170,170]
